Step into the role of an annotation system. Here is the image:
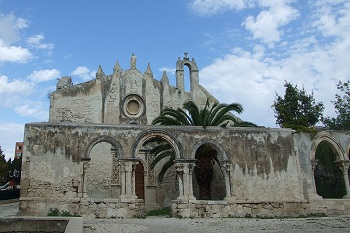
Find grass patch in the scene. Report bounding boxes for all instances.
[146,208,171,217]
[47,208,81,217]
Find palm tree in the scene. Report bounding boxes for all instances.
[148,100,256,200]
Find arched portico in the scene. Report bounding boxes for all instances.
[132,129,184,159]
[311,132,350,199]
[191,139,228,161]
[191,139,233,200]
[311,132,345,160]
[84,135,124,159]
[346,140,350,160]
[82,136,124,199]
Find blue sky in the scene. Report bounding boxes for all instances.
[0,0,349,159]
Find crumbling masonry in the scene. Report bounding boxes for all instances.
[20,54,350,218]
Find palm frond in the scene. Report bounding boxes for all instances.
[152,108,192,126]
[210,103,243,126]
[213,114,238,127]
[234,121,257,127]
[157,157,175,182]
[150,149,174,170]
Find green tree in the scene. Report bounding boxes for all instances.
[0,146,9,184]
[323,80,350,130]
[272,81,324,130]
[149,100,256,200]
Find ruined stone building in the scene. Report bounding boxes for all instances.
[20,54,350,218]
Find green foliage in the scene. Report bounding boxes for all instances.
[48,208,80,217]
[146,208,171,217]
[314,142,346,198]
[149,100,255,183]
[149,100,256,200]
[47,208,60,216]
[0,145,22,186]
[272,82,324,130]
[148,139,175,183]
[153,100,256,128]
[323,80,350,130]
[0,146,9,183]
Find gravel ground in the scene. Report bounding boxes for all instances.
[83,216,350,233]
[1,202,350,233]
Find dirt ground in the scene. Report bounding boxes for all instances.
[1,202,350,233]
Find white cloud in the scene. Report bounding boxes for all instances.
[0,75,34,95]
[189,0,299,44]
[200,50,282,127]
[14,101,49,121]
[27,34,54,50]
[0,13,28,45]
[312,1,350,39]
[0,39,32,63]
[71,66,95,81]
[243,1,300,43]
[0,13,32,63]
[200,3,350,127]
[158,67,176,75]
[28,69,61,83]
[189,0,251,15]
[0,122,25,160]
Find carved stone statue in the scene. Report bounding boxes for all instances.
[130,53,137,70]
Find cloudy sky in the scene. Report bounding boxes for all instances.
[0,0,349,159]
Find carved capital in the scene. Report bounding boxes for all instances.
[310,159,319,170]
[335,160,350,174]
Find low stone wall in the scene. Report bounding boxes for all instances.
[19,197,145,218]
[0,217,83,233]
[171,199,350,218]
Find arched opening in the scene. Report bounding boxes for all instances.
[193,143,226,200]
[314,141,346,198]
[184,64,191,92]
[142,136,179,208]
[135,162,145,200]
[86,141,120,199]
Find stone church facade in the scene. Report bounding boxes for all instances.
[19,54,350,218]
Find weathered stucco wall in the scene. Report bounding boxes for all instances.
[21,55,350,218]
[49,55,218,126]
[21,122,339,217]
[50,79,103,123]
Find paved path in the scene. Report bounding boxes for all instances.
[1,202,350,233]
[0,201,20,217]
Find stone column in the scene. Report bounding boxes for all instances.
[119,161,127,200]
[221,161,233,200]
[175,162,185,201]
[187,161,196,200]
[336,160,350,199]
[310,159,319,195]
[81,157,91,198]
[131,160,139,199]
[175,160,196,201]
[119,158,139,200]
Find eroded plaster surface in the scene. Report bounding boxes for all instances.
[20,55,350,218]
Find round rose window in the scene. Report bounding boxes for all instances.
[123,94,144,118]
[126,99,140,115]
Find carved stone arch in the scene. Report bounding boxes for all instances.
[346,140,350,160]
[191,139,228,162]
[132,129,184,159]
[175,55,199,92]
[311,131,345,160]
[191,138,232,200]
[84,135,123,159]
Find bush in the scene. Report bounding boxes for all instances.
[47,208,80,217]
